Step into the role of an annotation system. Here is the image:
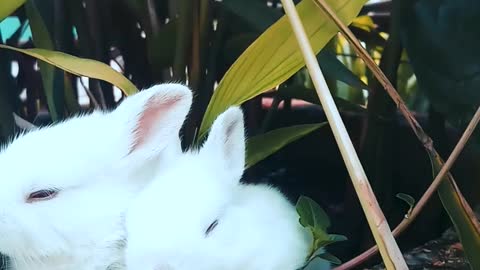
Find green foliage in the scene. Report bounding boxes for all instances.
[396,193,415,217]
[1,0,480,268]
[296,196,347,267]
[246,123,327,168]
[199,0,368,137]
[0,45,138,95]
[428,152,480,270]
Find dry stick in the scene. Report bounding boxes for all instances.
[279,0,408,269]
[308,0,480,268]
[312,0,430,148]
[336,105,480,270]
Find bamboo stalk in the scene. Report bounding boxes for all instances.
[336,105,480,270]
[279,0,408,269]
[308,0,480,268]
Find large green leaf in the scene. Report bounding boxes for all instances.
[428,152,480,270]
[0,45,138,96]
[0,0,25,21]
[199,0,367,137]
[246,123,326,168]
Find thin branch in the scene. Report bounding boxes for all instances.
[308,0,480,268]
[335,105,480,270]
[312,0,431,148]
[280,0,408,269]
[79,77,101,109]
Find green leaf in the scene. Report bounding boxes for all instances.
[25,0,64,120]
[246,123,326,168]
[0,45,138,96]
[199,0,367,137]
[428,152,480,270]
[396,193,415,207]
[296,195,331,231]
[314,252,342,265]
[318,50,370,91]
[0,0,25,21]
[223,1,370,94]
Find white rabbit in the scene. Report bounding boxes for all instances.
[125,107,328,270]
[0,83,192,270]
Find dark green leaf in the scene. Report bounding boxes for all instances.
[222,0,282,32]
[396,193,415,209]
[314,252,342,265]
[428,152,480,269]
[296,195,331,231]
[25,0,63,120]
[318,50,370,91]
[246,123,326,168]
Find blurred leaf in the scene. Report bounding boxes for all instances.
[296,195,331,231]
[0,47,16,141]
[351,15,375,31]
[222,0,282,32]
[246,123,326,168]
[428,152,480,270]
[0,0,25,21]
[25,0,64,120]
[199,0,367,136]
[147,20,177,69]
[0,45,138,95]
[400,0,480,125]
[351,25,386,48]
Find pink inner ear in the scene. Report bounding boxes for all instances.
[129,95,182,154]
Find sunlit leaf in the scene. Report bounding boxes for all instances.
[199,0,367,137]
[246,123,326,168]
[0,45,138,96]
[0,0,25,21]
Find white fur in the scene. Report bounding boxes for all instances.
[0,83,193,270]
[125,107,314,270]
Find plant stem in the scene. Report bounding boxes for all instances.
[335,105,480,269]
[310,0,480,268]
[280,0,408,269]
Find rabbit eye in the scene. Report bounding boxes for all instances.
[27,189,58,203]
[205,219,218,236]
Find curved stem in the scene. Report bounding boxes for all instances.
[335,105,480,270]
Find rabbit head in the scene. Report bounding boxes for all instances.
[125,106,245,270]
[126,106,315,270]
[0,83,192,270]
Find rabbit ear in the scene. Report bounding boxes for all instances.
[202,107,245,181]
[114,83,192,160]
